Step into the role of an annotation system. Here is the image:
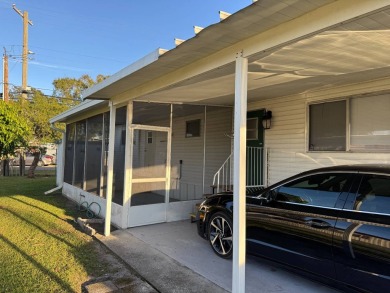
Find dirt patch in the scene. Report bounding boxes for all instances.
[58,194,156,292]
[81,232,158,292]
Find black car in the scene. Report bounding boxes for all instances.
[197,164,390,293]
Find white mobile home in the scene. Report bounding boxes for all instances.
[51,0,390,234]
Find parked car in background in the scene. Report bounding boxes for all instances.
[197,164,390,293]
[12,153,52,166]
[42,154,56,165]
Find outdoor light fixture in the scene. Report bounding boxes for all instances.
[262,110,272,129]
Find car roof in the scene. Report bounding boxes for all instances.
[302,164,390,174]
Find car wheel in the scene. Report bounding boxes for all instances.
[37,160,44,167]
[208,212,233,259]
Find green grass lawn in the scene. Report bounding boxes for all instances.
[0,176,112,292]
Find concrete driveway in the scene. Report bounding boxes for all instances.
[98,220,339,293]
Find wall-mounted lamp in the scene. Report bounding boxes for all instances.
[262,110,272,129]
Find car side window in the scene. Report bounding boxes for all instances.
[275,173,351,208]
[352,175,390,215]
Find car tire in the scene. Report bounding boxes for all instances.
[37,160,44,167]
[208,211,233,259]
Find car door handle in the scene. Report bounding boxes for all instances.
[305,219,331,229]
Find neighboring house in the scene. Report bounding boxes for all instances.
[50,0,390,232]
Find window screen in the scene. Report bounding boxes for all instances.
[350,95,390,151]
[85,114,103,195]
[64,124,75,184]
[73,121,86,188]
[112,106,127,205]
[309,101,346,151]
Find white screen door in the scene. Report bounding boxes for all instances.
[128,125,171,227]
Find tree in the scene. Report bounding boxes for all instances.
[0,101,30,175]
[17,88,69,143]
[6,74,108,178]
[53,74,108,106]
[0,101,30,157]
[13,88,68,178]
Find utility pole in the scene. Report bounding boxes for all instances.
[13,4,33,100]
[2,48,9,102]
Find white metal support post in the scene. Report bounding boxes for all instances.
[232,51,248,293]
[122,101,133,228]
[164,104,173,220]
[104,102,116,236]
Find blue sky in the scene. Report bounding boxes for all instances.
[1,0,251,96]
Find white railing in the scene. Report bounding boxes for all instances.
[212,147,265,194]
[212,153,233,194]
[246,146,264,187]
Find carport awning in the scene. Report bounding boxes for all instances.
[82,1,390,108]
[148,25,390,106]
[82,0,338,101]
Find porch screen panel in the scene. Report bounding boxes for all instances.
[132,129,167,180]
[112,106,127,206]
[73,121,86,188]
[350,94,390,151]
[132,102,170,127]
[64,123,75,184]
[131,181,166,206]
[85,114,103,195]
[101,112,110,198]
[170,104,205,201]
[131,129,167,206]
[309,101,346,151]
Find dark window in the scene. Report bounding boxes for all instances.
[73,121,86,188]
[85,114,103,195]
[147,131,153,144]
[247,118,258,140]
[185,119,201,138]
[309,101,346,151]
[276,173,351,208]
[101,112,110,198]
[354,175,390,215]
[64,124,75,184]
[112,106,127,205]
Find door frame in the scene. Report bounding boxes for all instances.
[127,124,172,227]
[247,109,265,187]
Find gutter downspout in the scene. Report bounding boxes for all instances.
[44,123,66,194]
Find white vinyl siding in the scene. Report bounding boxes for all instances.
[170,107,232,198]
[171,113,204,199]
[204,107,233,194]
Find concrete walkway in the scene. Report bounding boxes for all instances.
[97,220,339,293]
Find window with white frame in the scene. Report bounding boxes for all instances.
[350,94,390,151]
[309,94,390,152]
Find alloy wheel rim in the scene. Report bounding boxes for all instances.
[209,216,233,256]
